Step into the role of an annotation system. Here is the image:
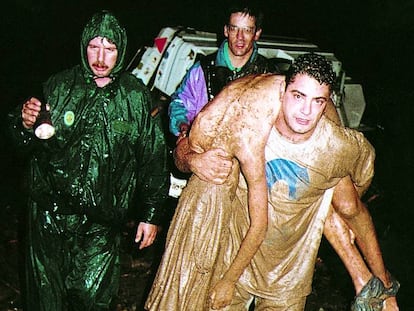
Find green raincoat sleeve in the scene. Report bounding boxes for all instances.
[125,75,170,225]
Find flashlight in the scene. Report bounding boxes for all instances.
[34,103,55,139]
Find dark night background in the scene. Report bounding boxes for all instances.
[1,0,413,309]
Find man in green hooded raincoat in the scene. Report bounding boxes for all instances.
[7,10,169,310]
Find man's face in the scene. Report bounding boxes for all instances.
[278,73,330,142]
[224,12,262,59]
[87,36,118,78]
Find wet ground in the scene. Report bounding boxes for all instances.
[1,125,412,310]
[0,197,353,311]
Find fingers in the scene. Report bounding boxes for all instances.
[191,149,233,184]
[203,149,232,168]
[22,97,42,129]
[210,296,231,310]
[209,290,216,302]
[208,280,234,310]
[209,291,221,310]
[179,123,190,134]
[212,148,231,159]
[134,227,142,244]
[139,230,156,249]
[210,168,231,184]
[135,223,158,249]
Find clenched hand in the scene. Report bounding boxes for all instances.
[209,278,235,310]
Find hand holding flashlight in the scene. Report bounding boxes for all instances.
[22,97,55,139]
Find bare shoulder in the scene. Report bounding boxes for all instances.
[190,73,285,157]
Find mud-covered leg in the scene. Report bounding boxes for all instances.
[328,176,399,309]
[324,207,372,293]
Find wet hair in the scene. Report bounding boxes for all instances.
[226,2,264,30]
[285,53,336,92]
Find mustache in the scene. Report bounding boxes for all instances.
[92,61,108,69]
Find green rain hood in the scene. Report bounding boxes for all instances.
[80,10,127,79]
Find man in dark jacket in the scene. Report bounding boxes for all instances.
[8,10,169,310]
[165,3,279,200]
[168,4,277,138]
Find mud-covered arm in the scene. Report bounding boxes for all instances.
[209,147,268,309]
[223,151,268,278]
[173,136,193,173]
[208,75,284,309]
[173,136,233,184]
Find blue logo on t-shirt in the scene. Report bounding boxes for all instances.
[265,159,309,200]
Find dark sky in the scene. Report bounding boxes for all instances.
[2,0,413,173]
[1,1,411,79]
[2,1,413,102]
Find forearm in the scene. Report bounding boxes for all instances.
[222,184,268,283]
[173,136,193,173]
[169,100,190,136]
[168,63,208,136]
[222,223,266,283]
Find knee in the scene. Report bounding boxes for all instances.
[333,196,361,219]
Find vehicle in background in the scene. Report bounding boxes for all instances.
[129,26,367,130]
